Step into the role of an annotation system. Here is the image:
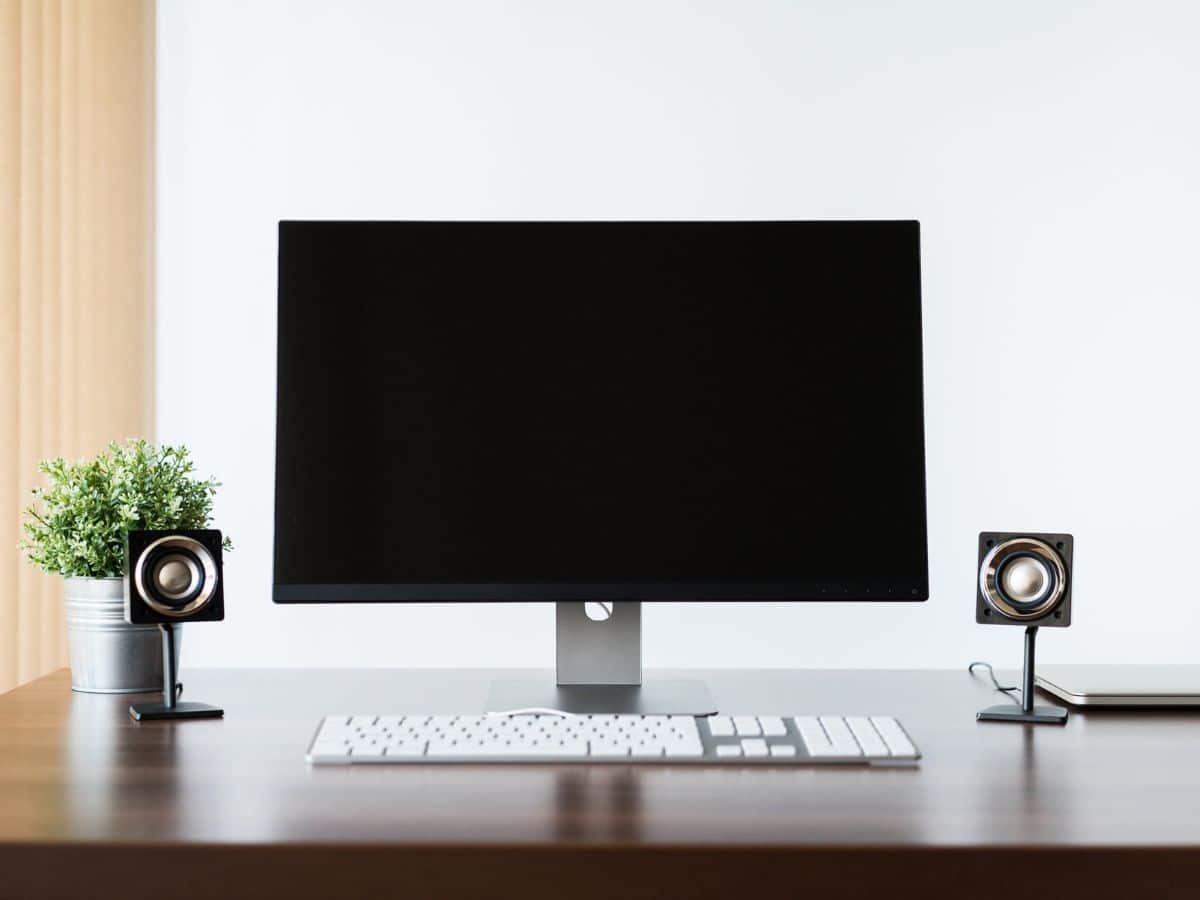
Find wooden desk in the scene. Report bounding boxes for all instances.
[3,667,1199,899]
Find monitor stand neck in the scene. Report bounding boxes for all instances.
[557,600,642,685]
[484,601,717,715]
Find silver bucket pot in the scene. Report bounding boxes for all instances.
[63,577,181,693]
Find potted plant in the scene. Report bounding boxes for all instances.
[20,439,230,693]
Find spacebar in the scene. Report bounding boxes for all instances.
[425,744,589,757]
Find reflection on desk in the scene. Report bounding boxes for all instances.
[3,667,1200,899]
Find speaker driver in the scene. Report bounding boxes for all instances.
[153,554,201,598]
[979,537,1066,620]
[133,535,219,618]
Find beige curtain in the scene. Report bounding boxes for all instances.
[1,0,154,693]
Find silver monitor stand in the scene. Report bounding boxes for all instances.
[485,601,717,715]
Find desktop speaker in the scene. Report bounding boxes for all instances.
[974,531,1073,724]
[976,532,1072,627]
[125,529,225,721]
[125,529,225,625]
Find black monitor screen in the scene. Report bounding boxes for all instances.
[274,221,927,602]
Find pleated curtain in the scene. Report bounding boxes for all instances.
[0,0,154,693]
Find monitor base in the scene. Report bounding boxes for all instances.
[489,602,717,714]
[485,679,717,716]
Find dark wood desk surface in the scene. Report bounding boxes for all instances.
[3,667,1200,899]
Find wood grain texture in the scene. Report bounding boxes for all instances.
[3,667,1200,899]
[0,0,155,694]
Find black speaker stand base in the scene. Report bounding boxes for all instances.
[130,701,224,722]
[975,625,1069,726]
[977,704,1067,725]
[128,624,223,723]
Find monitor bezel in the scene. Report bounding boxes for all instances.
[273,579,929,603]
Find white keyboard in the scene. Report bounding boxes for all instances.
[307,713,919,765]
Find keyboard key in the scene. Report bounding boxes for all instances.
[590,742,630,758]
[871,717,917,757]
[733,716,761,736]
[759,715,787,736]
[544,741,591,756]
[664,724,702,747]
[309,742,350,759]
[385,743,426,757]
[628,748,667,763]
[769,744,797,757]
[431,741,590,758]
[707,716,734,737]
[715,744,742,757]
[819,717,862,757]
[846,717,890,757]
[794,716,837,757]
[741,738,769,757]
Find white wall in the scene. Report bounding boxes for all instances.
[157,0,1200,671]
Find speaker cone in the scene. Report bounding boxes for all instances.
[979,537,1066,620]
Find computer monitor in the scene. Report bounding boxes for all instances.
[274,220,927,712]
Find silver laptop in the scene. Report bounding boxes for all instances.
[1036,665,1200,707]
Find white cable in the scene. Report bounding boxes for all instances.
[484,707,580,718]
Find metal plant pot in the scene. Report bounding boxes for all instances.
[63,576,181,693]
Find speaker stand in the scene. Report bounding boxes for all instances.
[129,624,224,722]
[485,602,717,715]
[977,625,1068,725]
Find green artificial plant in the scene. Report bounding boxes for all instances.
[20,438,231,579]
